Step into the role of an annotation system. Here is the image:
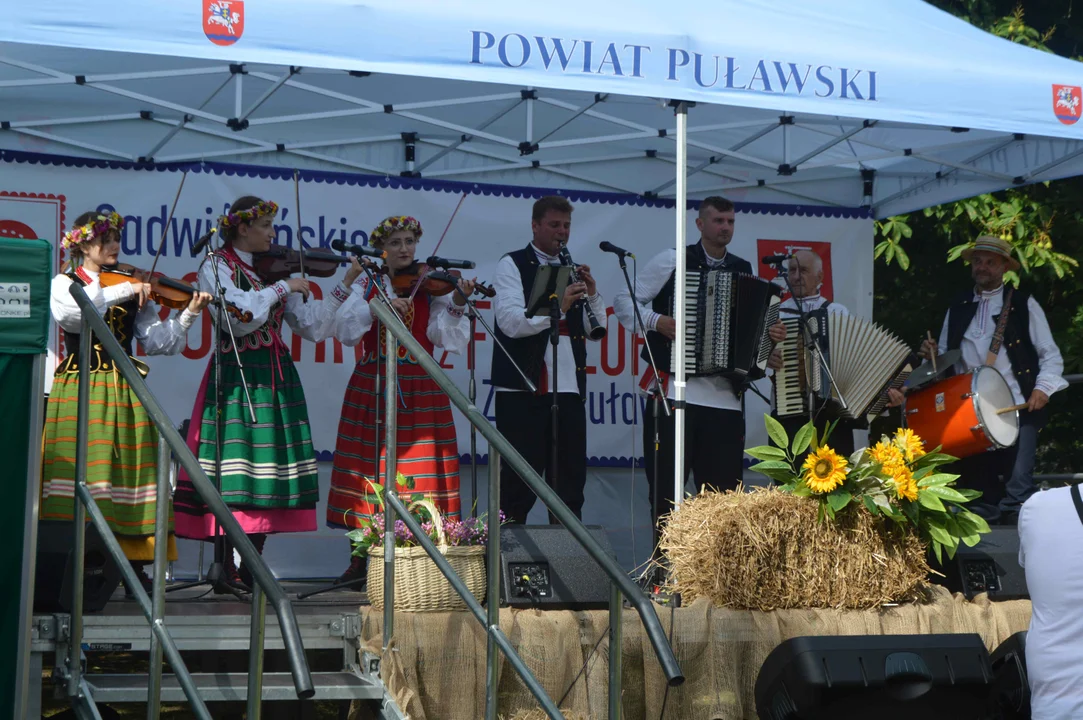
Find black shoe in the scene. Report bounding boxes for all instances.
[124,564,154,598]
[333,555,368,589]
[214,552,250,594]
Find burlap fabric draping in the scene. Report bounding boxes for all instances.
[351,587,1030,720]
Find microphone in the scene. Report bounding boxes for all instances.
[331,239,385,258]
[426,255,475,270]
[191,227,217,257]
[599,241,636,259]
[761,253,794,265]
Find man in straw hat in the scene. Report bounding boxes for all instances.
[920,235,1066,524]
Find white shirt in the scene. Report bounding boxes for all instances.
[50,268,199,356]
[936,285,1066,405]
[330,274,470,354]
[1019,487,1083,720]
[612,243,742,411]
[196,248,344,343]
[492,243,606,396]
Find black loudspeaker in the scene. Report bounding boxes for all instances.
[34,520,123,613]
[991,631,1030,719]
[755,634,996,720]
[933,527,1028,600]
[499,525,615,609]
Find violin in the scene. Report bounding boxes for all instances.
[361,259,495,299]
[253,244,349,284]
[99,264,254,323]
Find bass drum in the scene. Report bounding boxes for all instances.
[905,366,1019,459]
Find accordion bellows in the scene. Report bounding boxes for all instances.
[776,309,911,421]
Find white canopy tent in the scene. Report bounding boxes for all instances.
[3,0,1083,215]
[5,0,1083,549]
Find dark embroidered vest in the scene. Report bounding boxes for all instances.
[56,270,142,375]
[945,288,1040,400]
[642,243,754,374]
[491,245,588,395]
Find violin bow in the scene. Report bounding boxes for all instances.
[148,170,188,279]
[408,191,468,303]
[293,169,309,302]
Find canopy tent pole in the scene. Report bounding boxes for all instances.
[672,101,689,513]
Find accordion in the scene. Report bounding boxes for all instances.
[673,270,782,380]
[775,308,911,421]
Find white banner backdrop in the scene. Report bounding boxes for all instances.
[2,158,872,575]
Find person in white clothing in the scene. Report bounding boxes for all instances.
[491,196,606,525]
[920,236,1066,524]
[1018,484,1083,719]
[613,196,785,532]
[766,250,857,459]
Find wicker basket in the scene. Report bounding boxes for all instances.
[366,506,487,612]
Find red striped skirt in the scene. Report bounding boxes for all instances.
[327,361,462,529]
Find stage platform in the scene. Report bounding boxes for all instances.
[31,581,1033,719]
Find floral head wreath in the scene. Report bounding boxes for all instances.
[370,215,423,246]
[219,200,279,229]
[62,211,125,250]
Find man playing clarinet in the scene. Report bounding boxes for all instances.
[491,196,607,525]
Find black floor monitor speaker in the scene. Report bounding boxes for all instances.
[991,631,1030,719]
[34,519,123,613]
[499,524,615,609]
[755,633,996,720]
[932,526,1028,600]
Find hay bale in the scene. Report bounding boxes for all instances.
[659,487,930,610]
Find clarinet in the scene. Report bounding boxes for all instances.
[558,244,606,340]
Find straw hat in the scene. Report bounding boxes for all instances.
[960,235,1020,272]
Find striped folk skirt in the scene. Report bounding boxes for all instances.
[327,360,462,530]
[40,369,177,561]
[173,345,318,538]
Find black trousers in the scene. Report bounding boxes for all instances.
[776,413,857,465]
[643,400,745,526]
[495,391,587,525]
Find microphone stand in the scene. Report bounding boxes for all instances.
[168,232,255,598]
[443,277,535,517]
[612,252,671,562]
[547,287,562,526]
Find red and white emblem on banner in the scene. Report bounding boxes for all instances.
[1052,84,1082,125]
[204,0,245,46]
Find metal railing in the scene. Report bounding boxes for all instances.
[63,284,314,719]
[368,297,683,720]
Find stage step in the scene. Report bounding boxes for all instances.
[84,670,384,703]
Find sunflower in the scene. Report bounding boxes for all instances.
[802,446,849,494]
[869,439,904,469]
[893,427,926,463]
[891,464,919,502]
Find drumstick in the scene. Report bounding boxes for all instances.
[926,330,937,373]
[996,403,1028,415]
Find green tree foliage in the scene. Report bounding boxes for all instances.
[872,2,1082,474]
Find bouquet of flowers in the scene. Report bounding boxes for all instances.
[345,471,503,557]
[746,416,991,563]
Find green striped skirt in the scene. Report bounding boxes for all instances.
[40,369,175,561]
[173,345,318,537]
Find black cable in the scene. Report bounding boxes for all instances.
[556,621,611,707]
[656,598,677,720]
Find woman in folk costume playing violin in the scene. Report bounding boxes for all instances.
[172,196,362,591]
[41,210,213,592]
[326,215,475,586]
